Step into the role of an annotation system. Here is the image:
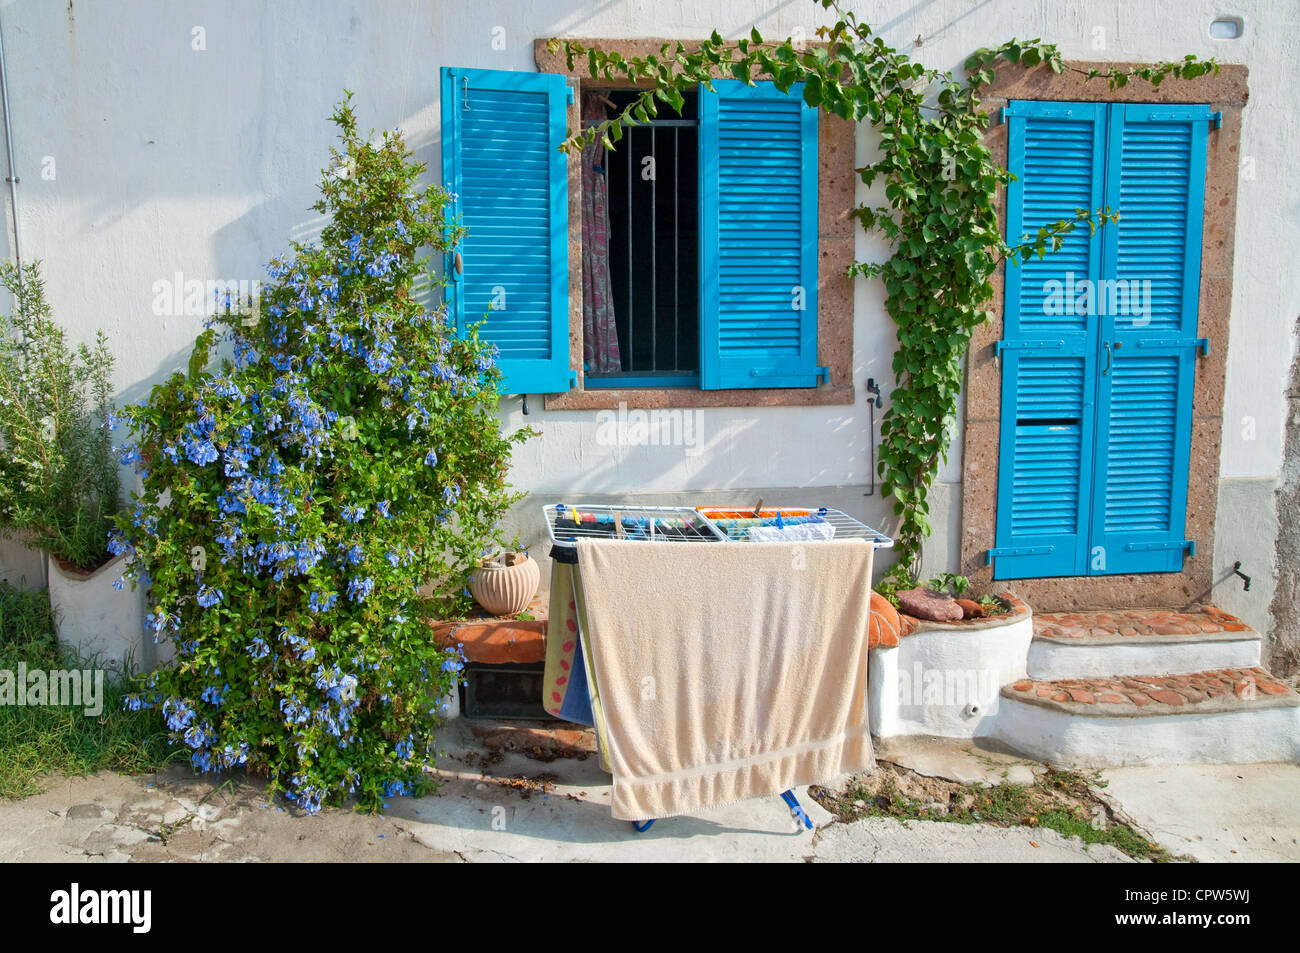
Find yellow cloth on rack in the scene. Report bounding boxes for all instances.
[574,538,875,821]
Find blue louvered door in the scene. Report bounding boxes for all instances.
[993,101,1209,579]
[1089,105,1208,573]
[441,68,571,394]
[993,103,1107,579]
[698,80,819,389]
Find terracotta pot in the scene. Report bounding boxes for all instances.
[469,555,539,616]
[47,551,157,672]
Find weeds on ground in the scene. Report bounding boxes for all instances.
[0,583,182,799]
[811,761,1185,863]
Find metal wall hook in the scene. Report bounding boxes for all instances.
[1232,561,1251,591]
[864,378,882,497]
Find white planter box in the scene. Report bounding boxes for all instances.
[869,597,1035,739]
[47,552,152,673]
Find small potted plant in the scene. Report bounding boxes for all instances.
[469,547,540,617]
[0,261,144,670]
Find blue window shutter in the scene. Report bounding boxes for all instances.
[441,67,571,394]
[1088,104,1208,574]
[992,102,1107,580]
[698,80,818,389]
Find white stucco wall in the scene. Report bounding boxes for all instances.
[1,1,1295,604]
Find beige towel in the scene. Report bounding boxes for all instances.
[575,538,875,821]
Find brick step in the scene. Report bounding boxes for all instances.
[1004,667,1296,714]
[1027,606,1260,679]
[995,667,1300,767]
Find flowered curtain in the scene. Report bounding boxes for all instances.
[581,92,622,374]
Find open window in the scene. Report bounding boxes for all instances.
[441,67,822,395]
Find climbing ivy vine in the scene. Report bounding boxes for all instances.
[552,0,1215,584]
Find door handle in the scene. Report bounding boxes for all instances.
[1102,341,1112,376]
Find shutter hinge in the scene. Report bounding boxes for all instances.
[986,545,1055,565]
[1124,540,1196,555]
[1210,111,1223,129]
[998,106,1006,125]
[566,84,575,106]
[1134,337,1209,355]
[569,370,578,389]
[818,366,831,385]
[994,339,1064,356]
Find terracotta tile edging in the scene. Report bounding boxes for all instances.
[1003,666,1298,717]
[959,61,1247,612]
[533,37,856,411]
[893,592,1031,638]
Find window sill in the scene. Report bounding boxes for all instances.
[544,384,856,410]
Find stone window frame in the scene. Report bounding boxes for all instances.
[533,39,855,410]
[959,63,1249,610]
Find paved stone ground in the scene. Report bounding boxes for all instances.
[2,722,1295,863]
[1099,762,1300,862]
[1005,666,1298,711]
[0,724,1133,864]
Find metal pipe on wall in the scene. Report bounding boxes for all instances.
[0,11,22,272]
[0,12,42,589]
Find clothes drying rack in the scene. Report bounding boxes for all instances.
[542,501,893,834]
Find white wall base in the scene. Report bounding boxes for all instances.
[994,695,1300,767]
[1026,636,1261,680]
[870,612,1034,739]
[0,535,45,590]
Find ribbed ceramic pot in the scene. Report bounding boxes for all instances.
[469,556,540,616]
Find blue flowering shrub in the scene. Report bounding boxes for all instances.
[112,96,532,812]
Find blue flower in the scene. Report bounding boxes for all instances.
[346,575,374,604]
[196,585,224,609]
[308,590,338,614]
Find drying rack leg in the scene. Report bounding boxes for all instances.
[781,790,813,830]
[630,792,812,834]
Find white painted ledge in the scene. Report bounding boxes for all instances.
[994,695,1300,767]
[1026,635,1262,680]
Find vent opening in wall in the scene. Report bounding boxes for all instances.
[1209,17,1243,39]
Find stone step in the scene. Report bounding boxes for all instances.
[995,667,1300,767]
[1027,606,1261,679]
